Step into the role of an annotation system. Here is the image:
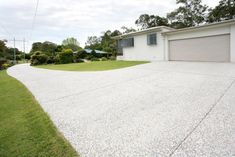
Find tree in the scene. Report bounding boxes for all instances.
[62,37,82,51]
[0,40,7,58]
[85,30,121,56]
[120,26,136,34]
[167,0,208,29]
[5,48,22,60]
[30,41,57,57]
[62,37,80,46]
[30,42,42,53]
[41,41,57,57]
[100,30,120,55]
[85,36,102,50]
[207,0,235,23]
[0,40,7,53]
[135,14,169,29]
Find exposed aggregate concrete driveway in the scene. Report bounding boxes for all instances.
[7,62,235,157]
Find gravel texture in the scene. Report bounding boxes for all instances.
[7,62,235,157]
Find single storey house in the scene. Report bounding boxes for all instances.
[113,19,235,62]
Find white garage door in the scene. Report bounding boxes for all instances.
[169,34,230,62]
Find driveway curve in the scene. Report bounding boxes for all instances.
[7,62,235,157]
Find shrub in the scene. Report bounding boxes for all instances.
[101,57,108,61]
[47,56,55,64]
[73,51,86,62]
[85,55,92,60]
[75,59,84,63]
[2,63,10,69]
[57,49,74,64]
[0,58,7,70]
[90,57,100,61]
[30,51,49,66]
[109,56,116,60]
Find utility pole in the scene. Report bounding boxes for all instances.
[23,38,26,61]
[6,38,27,64]
[13,37,16,64]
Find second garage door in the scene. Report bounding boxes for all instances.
[169,34,230,62]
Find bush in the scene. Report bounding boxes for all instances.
[90,57,100,61]
[85,55,92,60]
[30,51,49,66]
[0,58,7,70]
[74,59,84,63]
[109,56,116,60]
[73,51,86,63]
[101,57,108,61]
[47,56,55,64]
[2,63,10,69]
[57,49,74,64]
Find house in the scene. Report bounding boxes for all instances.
[83,49,108,54]
[113,19,235,62]
[74,49,110,58]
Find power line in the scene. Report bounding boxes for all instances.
[29,0,39,41]
[0,23,13,38]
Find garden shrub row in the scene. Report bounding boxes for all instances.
[30,49,115,66]
[0,58,12,70]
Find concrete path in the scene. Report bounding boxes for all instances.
[7,62,235,157]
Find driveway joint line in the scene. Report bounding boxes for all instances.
[168,79,235,157]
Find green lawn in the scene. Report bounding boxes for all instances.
[37,61,149,71]
[0,71,79,157]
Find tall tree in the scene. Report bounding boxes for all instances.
[120,26,136,34]
[100,30,122,54]
[167,0,208,28]
[0,40,7,58]
[207,0,235,23]
[135,14,169,29]
[41,41,57,56]
[85,36,102,50]
[30,42,42,53]
[0,40,7,53]
[30,41,57,57]
[62,37,80,46]
[62,37,82,51]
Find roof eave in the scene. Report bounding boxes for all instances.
[112,26,174,40]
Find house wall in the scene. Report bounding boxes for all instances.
[167,25,230,41]
[121,32,165,61]
[231,24,235,62]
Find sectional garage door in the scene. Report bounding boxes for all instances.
[169,34,230,62]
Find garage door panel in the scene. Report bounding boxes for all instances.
[169,34,230,62]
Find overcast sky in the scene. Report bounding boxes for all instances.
[0,0,220,52]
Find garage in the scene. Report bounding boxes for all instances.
[169,34,230,62]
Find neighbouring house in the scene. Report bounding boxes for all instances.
[113,19,235,62]
[74,49,110,58]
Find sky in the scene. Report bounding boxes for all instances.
[0,0,220,52]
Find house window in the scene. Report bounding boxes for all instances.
[147,33,157,45]
[121,38,134,47]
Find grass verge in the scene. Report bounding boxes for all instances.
[0,70,79,157]
[37,61,149,71]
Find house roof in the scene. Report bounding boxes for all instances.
[112,26,174,40]
[112,19,235,40]
[84,49,107,54]
[162,19,235,35]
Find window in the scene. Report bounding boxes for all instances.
[121,38,134,47]
[147,33,157,45]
